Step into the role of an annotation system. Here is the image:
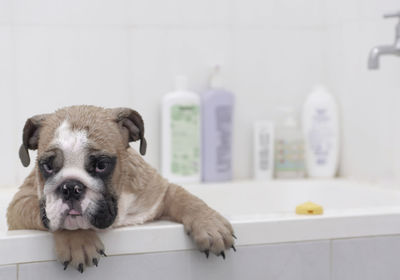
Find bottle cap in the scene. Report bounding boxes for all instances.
[276,106,299,127]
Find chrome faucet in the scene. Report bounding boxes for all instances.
[368,11,400,70]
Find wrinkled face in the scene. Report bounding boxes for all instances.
[38,120,118,231]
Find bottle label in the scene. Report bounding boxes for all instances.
[170,105,200,176]
[274,139,305,172]
[215,105,232,173]
[258,129,270,171]
[310,108,334,166]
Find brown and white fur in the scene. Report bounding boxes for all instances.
[7,106,235,273]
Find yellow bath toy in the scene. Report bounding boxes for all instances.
[296,201,323,215]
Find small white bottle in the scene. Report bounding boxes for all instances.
[161,76,201,183]
[253,121,274,180]
[302,85,339,178]
[274,107,305,179]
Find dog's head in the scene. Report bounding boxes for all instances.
[19,106,147,231]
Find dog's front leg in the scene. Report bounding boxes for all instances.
[53,229,105,273]
[162,184,236,258]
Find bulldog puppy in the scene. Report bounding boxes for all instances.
[7,106,235,273]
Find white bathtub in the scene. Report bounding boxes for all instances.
[1,179,400,279]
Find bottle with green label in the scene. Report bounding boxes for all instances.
[274,107,305,179]
[161,76,201,183]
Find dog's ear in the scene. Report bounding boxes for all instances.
[113,108,147,155]
[19,114,48,167]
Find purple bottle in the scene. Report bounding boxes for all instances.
[201,66,234,182]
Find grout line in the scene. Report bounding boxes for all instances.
[16,263,18,280]
[0,22,327,31]
[330,233,400,241]
[329,240,333,280]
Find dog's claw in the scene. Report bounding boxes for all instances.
[93,258,98,267]
[232,234,237,239]
[204,250,209,259]
[78,263,84,273]
[232,245,237,252]
[63,261,69,270]
[98,250,107,257]
[220,251,226,259]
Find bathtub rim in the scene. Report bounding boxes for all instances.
[1,178,400,266]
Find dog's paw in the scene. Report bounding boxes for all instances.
[53,229,105,273]
[185,211,236,259]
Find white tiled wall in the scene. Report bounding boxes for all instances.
[0,264,17,280]
[18,241,330,280]
[332,236,400,280]
[323,0,400,183]
[0,25,17,185]
[14,236,400,279]
[0,0,399,186]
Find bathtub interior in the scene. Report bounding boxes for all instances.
[185,179,400,219]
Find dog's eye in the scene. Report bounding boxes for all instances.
[43,163,53,174]
[39,155,56,177]
[42,161,54,176]
[95,160,109,173]
[88,155,116,176]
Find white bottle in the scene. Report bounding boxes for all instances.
[302,85,339,178]
[161,76,201,183]
[253,121,274,180]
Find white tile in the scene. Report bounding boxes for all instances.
[128,0,231,26]
[19,251,191,280]
[190,241,330,280]
[13,0,129,25]
[0,26,17,186]
[233,0,324,27]
[0,265,17,280]
[176,0,231,26]
[232,0,275,27]
[128,0,181,26]
[19,241,329,280]
[332,236,400,280]
[0,0,12,23]
[13,0,232,26]
[14,26,131,113]
[324,0,400,24]
[271,0,324,28]
[323,0,361,25]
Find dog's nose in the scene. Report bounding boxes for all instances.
[59,180,86,201]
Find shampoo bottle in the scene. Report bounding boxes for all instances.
[302,85,339,178]
[274,107,305,179]
[161,76,201,183]
[201,66,234,182]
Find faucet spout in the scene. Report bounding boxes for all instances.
[368,45,400,69]
[368,11,400,69]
